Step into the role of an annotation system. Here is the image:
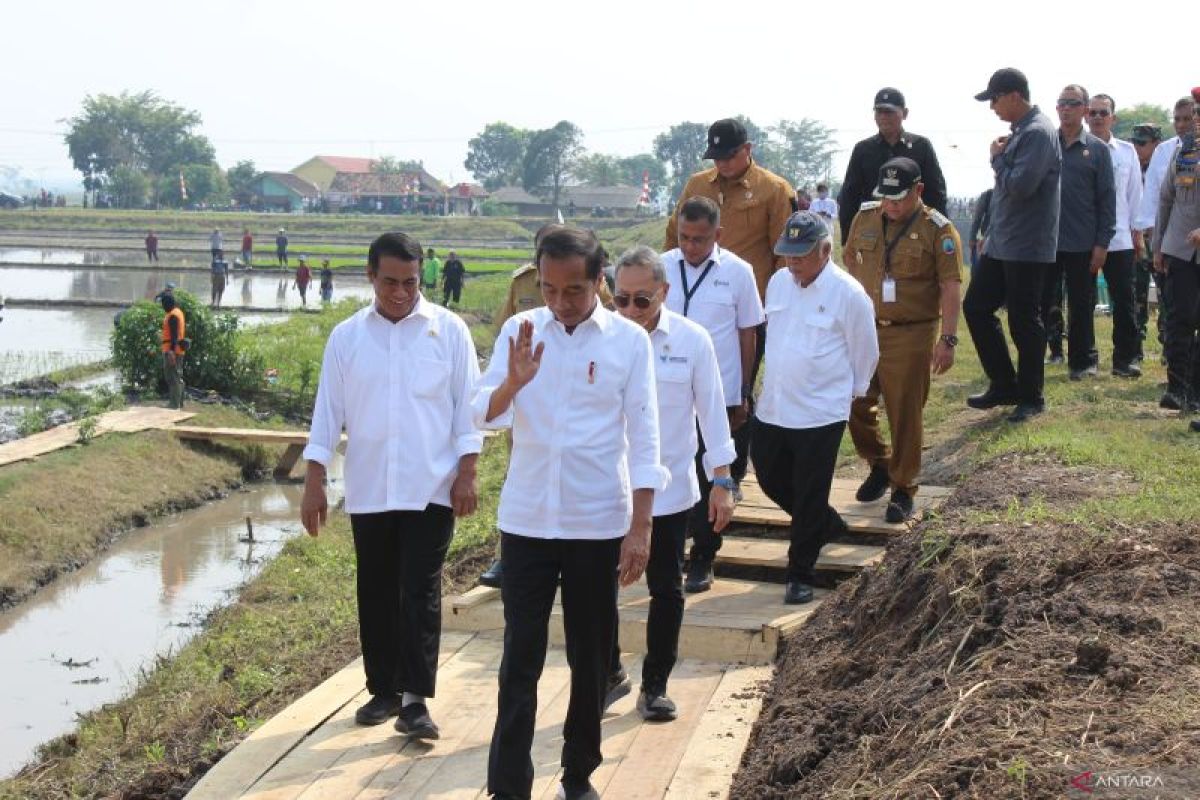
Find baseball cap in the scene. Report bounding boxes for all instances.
[1131,124,1163,145]
[974,68,1028,102]
[874,87,906,111]
[773,211,829,257]
[703,118,748,160]
[874,157,922,200]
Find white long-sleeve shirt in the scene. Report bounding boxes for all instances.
[757,260,879,430]
[303,298,483,513]
[646,309,735,517]
[1136,136,1179,231]
[472,304,669,539]
[1100,136,1142,251]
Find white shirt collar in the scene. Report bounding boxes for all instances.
[367,292,436,324]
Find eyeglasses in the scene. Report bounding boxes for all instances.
[1088,109,1112,118]
[1056,99,1084,108]
[612,293,655,309]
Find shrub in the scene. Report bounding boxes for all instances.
[111,291,265,397]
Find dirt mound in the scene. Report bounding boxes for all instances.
[731,454,1200,799]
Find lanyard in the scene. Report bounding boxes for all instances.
[882,212,919,276]
[678,258,715,317]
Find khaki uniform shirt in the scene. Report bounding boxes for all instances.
[664,160,795,300]
[844,201,962,324]
[496,263,614,329]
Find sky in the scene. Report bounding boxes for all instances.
[3,0,1197,198]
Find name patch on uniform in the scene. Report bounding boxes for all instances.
[941,237,956,255]
[659,354,689,364]
[713,279,730,287]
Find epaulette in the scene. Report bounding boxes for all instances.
[859,200,881,211]
[926,208,952,228]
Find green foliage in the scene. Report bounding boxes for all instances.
[75,414,99,445]
[522,121,584,208]
[226,160,259,206]
[654,121,709,200]
[108,165,151,209]
[110,291,265,396]
[479,199,517,217]
[372,155,424,175]
[465,122,531,190]
[160,163,230,207]
[1114,103,1171,141]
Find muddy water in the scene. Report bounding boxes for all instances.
[0,266,373,309]
[0,248,111,266]
[0,467,345,778]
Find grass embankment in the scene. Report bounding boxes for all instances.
[0,404,293,611]
[0,436,507,800]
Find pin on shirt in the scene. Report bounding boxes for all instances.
[587,361,596,384]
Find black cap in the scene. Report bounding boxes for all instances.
[773,211,829,257]
[874,87,906,111]
[1131,123,1163,144]
[974,68,1028,102]
[874,157,922,200]
[703,118,748,160]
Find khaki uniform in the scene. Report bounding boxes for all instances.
[664,161,795,300]
[495,263,614,329]
[844,201,962,494]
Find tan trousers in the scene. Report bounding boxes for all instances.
[849,320,937,495]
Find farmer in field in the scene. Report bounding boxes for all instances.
[276,228,289,266]
[423,248,441,291]
[320,259,334,303]
[301,231,482,739]
[209,228,223,261]
[160,291,186,410]
[241,227,253,269]
[144,230,159,262]
[442,250,465,305]
[210,253,229,308]
[474,226,666,800]
[844,158,962,523]
[294,256,312,306]
[609,244,735,722]
[754,211,878,605]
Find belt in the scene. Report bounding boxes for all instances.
[876,318,937,328]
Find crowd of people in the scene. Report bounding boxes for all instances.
[287,68,1200,800]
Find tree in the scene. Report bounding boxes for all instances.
[653,122,709,201]
[618,154,667,191]
[226,160,259,207]
[108,165,150,208]
[523,121,584,209]
[63,90,217,207]
[465,122,531,190]
[159,164,229,207]
[574,153,624,186]
[373,155,424,175]
[770,118,838,189]
[1114,103,1171,141]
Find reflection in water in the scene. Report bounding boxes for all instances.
[0,464,344,778]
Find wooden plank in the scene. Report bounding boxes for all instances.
[172,425,312,445]
[449,585,499,612]
[665,665,773,799]
[599,660,725,799]
[186,633,473,800]
[273,443,305,479]
[0,406,194,467]
[716,536,884,572]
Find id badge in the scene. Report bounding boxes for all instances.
[882,277,897,303]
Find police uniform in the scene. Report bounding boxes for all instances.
[845,160,961,502]
[495,262,614,329]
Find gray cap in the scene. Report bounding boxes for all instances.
[774,211,829,257]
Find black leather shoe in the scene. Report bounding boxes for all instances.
[884,489,914,523]
[1045,353,1065,365]
[604,666,631,710]
[855,465,890,502]
[1112,363,1142,378]
[967,387,1020,409]
[1007,402,1045,423]
[355,693,402,726]
[556,779,601,800]
[478,558,503,589]
[636,689,678,721]
[784,580,814,604]
[684,558,713,593]
[394,702,439,739]
[1160,392,1185,411]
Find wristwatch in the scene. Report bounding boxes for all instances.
[712,477,737,491]
[939,334,959,347]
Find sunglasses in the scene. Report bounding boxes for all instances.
[1056,99,1084,108]
[1088,109,1112,118]
[612,293,655,309]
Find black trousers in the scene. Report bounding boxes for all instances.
[609,510,688,695]
[350,505,454,699]
[1164,255,1200,397]
[488,533,621,799]
[689,409,747,562]
[444,281,463,304]
[750,420,846,581]
[1101,249,1140,368]
[1054,251,1099,371]
[963,254,1048,405]
[1135,256,1153,355]
[1040,260,1066,358]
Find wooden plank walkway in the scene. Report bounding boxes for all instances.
[187,632,770,800]
[0,406,194,467]
[733,476,952,534]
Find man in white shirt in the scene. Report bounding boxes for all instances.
[300,232,483,737]
[474,227,668,800]
[608,245,736,722]
[754,212,878,605]
[810,183,839,234]
[1086,93,1144,377]
[660,196,764,593]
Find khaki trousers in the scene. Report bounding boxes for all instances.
[849,320,937,495]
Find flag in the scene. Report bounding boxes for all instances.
[637,169,651,207]
[556,208,565,224]
[179,171,188,202]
